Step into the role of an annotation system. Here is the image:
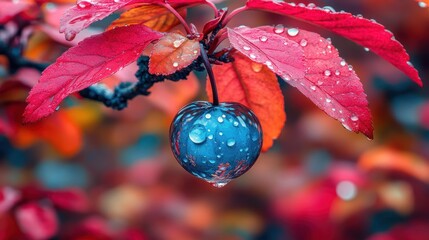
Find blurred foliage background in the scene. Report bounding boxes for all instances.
[1,0,429,239]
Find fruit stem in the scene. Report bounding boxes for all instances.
[200,43,219,106]
[162,3,192,35]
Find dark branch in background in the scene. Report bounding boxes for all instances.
[0,41,50,74]
[79,55,205,110]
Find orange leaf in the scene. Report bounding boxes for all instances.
[149,32,200,75]
[358,147,429,183]
[206,53,286,151]
[107,5,186,32]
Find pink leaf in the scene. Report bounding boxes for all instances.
[24,25,162,123]
[259,26,373,138]
[15,202,58,240]
[246,0,422,86]
[227,27,305,79]
[0,187,21,214]
[60,0,207,40]
[0,1,33,23]
[45,188,89,212]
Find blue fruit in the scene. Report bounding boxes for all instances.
[170,101,263,187]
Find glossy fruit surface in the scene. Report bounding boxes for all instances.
[170,101,263,187]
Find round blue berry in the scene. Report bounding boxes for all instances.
[170,101,263,187]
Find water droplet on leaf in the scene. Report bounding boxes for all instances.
[287,28,299,37]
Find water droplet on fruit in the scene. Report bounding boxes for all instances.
[287,28,299,37]
[189,124,207,144]
[274,24,285,34]
[419,1,427,8]
[212,181,229,188]
[208,135,213,140]
[310,85,316,91]
[227,139,236,147]
[219,132,223,136]
[340,60,346,67]
[259,36,268,42]
[351,115,359,122]
[300,39,308,47]
[114,0,120,2]
[322,6,336,12]
[407,61,414,67]
[233,121,239,127]
[77,0,92,9]
[317,80,323,86]
[243,46,251,51]
[364,47,370,52]
[324,70,331,76]
[335,70,340,76]
[217,117,224,123]
[326,98,332,103]
[250,53,256,59]
[173,62,179,67]
[205,113,211,119]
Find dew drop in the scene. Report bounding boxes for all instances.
[251,63,263,72]
[317,80,323,86]
[324,70,331,76]
[233,121,239,127]
[114,0,120,2]
[205,113,211,119]
[300,39,308,47]
[173,62,179,67]
[342,123,352,131]
[217,117,224,123]
[335,70,340,76]
[274,24,285,34]
[351,115,359,122]
[65,31,76,41]
[364,47,370,52]
[209,160,215,164]
[55,106,60,111]
[287,28,299,37]
[217,155,221,158]
[407,61,414,67]
[243,46,251,51]
[173,39,185,48]
[419,1,427,8]
[77,0,92,9]
[323,6,336,12]
[326,98,332,103]
[219,132,223,136]
[212,181,229,188]
[208,135,213,140]
[282,74,291,81]
[310,85,316,91]
[193,50,198,55]
[260,36,268,42]
[340,60,346,67]
[250,53,256,59]
[189,124,207,144]
[227,139,236,147]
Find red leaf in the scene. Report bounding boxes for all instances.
[45,188,89,212]
[227,26,306,80]
[255,26,373,138]
[15,202,58,240]
[149,32,200,75]
[207,52,286,151]
[60,0,207,40]
[202,8,228,35]
[0,1,33,23]
[24,25,162,122]
[246,0,423,86]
